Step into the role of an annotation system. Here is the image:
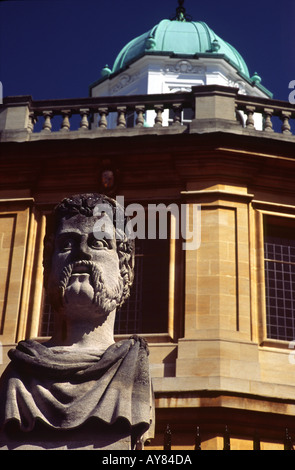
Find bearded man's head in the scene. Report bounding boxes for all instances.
[43,194,135,321]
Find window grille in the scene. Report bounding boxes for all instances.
[264,217,295,341]
[39,292,54,337]
[115,240,144,334]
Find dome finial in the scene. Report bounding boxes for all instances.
[171,0,192,22]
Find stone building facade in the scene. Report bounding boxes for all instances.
[0,7,295,450]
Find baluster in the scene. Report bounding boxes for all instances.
[60,109,71,131]
[79,108,90,130]
[172,103,182,126]
[27,111,37,133]
[263,107,274,132]
[135,105,145,127]
[154,105,164,127]
[163,424,172,451]
[98,107,109,129]
[281,111,292,135]
[245,105,256,129]
[117,106,127,128]
[42,111,53,132]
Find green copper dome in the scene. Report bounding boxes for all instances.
[111,19,250,78]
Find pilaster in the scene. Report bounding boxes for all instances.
[177,187,260,381]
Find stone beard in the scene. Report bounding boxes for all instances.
[59,259,124,317]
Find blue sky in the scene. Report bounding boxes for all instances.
[0,0,294,102]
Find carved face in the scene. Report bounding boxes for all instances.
[47,213,124,321]
[101,170,114,190]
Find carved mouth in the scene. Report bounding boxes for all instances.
[71,262,92,275]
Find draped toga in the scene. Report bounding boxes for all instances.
[0,335,154,446]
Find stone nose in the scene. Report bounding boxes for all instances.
[75,237,92,261]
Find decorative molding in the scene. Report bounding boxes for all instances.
[252,200,295,216]
[169,86,192,93]
[228,79,247,95]
[98,159,120,196]
[111,72,140,94]
[181,189,254,203]
[164,60,206,75]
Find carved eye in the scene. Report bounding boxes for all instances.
[90,238,106,249]
[89,232,111,249]
[61,239,75,252]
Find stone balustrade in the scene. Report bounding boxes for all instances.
[235,94,295,135]
[0,85,294,141]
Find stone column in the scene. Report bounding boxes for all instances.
[190,85,239,131]
[0,96,33,142]
[176,188,261,384]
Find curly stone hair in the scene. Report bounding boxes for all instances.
[43,193,135,308]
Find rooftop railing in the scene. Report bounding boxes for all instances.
[0,85,294,141]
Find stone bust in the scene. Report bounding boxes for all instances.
[0,194,154,450]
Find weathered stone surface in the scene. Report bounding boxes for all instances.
[0,194,154,450]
